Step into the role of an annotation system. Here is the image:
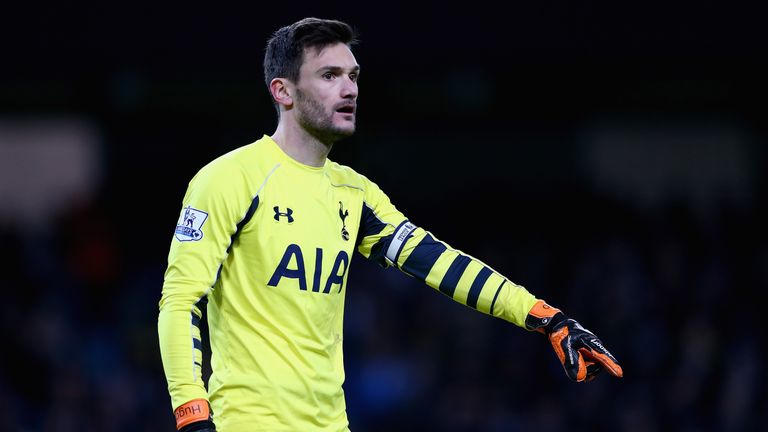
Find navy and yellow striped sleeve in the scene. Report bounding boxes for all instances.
[158,156,255,412]
[356,176,537,327]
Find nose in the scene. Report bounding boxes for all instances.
[340,76,358,99]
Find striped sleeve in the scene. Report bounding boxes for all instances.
[356,177,538,328]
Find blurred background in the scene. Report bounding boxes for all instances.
[2,2,767,431]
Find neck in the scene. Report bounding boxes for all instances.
[271,121,332,168]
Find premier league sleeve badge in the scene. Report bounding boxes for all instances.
[174,206,209,241]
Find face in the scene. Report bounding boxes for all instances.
[292,42,359,144]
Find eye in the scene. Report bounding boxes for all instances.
[349,73,358,82]
[322,72,334,80]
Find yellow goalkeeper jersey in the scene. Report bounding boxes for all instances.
[158,135,538,431]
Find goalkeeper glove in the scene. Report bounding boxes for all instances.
[525,300,623,382]
[174,399,216,431]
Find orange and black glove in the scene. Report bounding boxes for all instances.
[526,300,623,382]
[174,399,216,431]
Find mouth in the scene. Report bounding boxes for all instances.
[335,105,356,115]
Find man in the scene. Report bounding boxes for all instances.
[158,17,623,432]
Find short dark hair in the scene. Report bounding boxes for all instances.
[264,18,357,89]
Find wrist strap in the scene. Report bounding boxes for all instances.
[525,300,563,333]
[174,399,210,430]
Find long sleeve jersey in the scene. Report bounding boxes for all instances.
[158,135,538,431]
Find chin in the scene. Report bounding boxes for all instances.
[332,123,356,137]
[341,129,355,138]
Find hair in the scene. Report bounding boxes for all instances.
[263,18,357,112]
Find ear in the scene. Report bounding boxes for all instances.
[269,78,293,108]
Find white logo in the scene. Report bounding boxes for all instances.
[175,206,208,241]
[590,338,606,351]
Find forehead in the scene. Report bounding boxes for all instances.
[301,43,358,71]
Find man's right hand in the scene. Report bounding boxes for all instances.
[175,399,216,431]
[179,421,216,432]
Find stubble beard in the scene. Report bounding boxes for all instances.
[295,89,355,146]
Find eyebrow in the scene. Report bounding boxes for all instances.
[317,65,361,73]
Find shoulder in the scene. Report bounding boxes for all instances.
[325,160,390,199]
[325,160,370,191]
[193,137,274,183]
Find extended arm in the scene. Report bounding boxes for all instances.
[356,177,623,381]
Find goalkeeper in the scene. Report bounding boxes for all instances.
[158,17,623,432]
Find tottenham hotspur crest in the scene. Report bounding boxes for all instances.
[175,206,208,241]
[339,201,349,241]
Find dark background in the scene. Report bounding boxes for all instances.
[2,2,767,431]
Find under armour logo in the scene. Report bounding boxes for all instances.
[274,206,294,223]
[339,201,349,241]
